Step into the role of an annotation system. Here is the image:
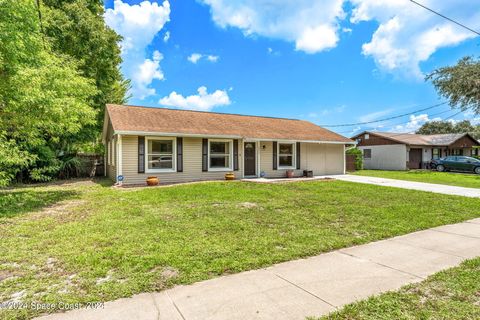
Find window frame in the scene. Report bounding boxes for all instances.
[363,148,372,159]
[277,142,296,169]
[107,140,112,165]
[145,137,177,173]
[208,139,233,172]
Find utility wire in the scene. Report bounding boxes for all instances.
[320,102,447,127]
[336,108,454,135]
[410,0,480,36]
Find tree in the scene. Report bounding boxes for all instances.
[427,56,480,114]
[416,120,480,140]
[0,0,96,185]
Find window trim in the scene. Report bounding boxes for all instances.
[277,141,296,169]
[107,140,112,165]
[145,137,177,173]
[208,139,233,172]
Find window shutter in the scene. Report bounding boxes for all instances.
[177,138,183,172]
[296,142,301,170]
[138,136,145,173]
[233,139,239,171]
[272,141,277,170]
[202,139,208,172]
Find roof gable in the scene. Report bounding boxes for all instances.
[104,104,353,143]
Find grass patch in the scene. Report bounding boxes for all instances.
[353,170,480,189]
[318,257,480,320]
[0,179,479,319]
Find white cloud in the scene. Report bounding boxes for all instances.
[200,0,345,54]
[359,108,394,123]
[105,0,170,99]
[188,53,219,64]
[159,86,231,111]
[163,31,170,43]
[391,113,445,132]
[350,0,479,77]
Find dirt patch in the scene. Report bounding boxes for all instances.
[238,202,258,209]
[161,267,179,280]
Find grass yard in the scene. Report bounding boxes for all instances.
[1,179,479,319]
[319,257,480,320]
[353,169,480,189]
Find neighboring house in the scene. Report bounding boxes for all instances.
[352,131,480,170]
[102,104,354,185]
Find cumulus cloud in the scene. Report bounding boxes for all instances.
[163,31,170,43]
[391,113,445,132]
[350,0,479,77]
[199,0,345,53]
[187,53,219,64]
[159,86,231,111]
[105,0,170,99]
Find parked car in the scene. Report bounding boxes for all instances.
[430,156,480,174]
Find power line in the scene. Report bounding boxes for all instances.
[320,102,447,127]
[336,108,454,135]
[410,0,480,36]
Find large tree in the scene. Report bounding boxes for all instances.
[0,0,97,185]
[427,56,480,114]
[416,120,480,140]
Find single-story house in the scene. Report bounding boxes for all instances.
[352,131,480,170]
[102,104,354,185]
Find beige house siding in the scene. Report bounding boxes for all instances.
[121,135,244,185]
[258,141,345,178]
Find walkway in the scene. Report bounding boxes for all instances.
[37,218,480,320]
[331,174,480,198]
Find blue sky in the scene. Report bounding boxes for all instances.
[104,0,480,136]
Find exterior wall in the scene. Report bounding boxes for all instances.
[121,135,244,185]
[258,141,345,178]
[422,147,432,162]
[359,145,407,170]
[105,123,116,181]
[117,137,346,184]
[354,133,401,146]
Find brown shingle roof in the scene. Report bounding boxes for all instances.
[106,104,353,143]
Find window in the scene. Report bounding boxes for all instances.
[363,149,371,159]
[432,148,440,160]
[146,138,175,172]
[452,149,463,156]
[209,140,232,170]
[278,143,295,168]
[364,134,370,140]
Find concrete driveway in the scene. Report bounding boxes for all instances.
[331,174,480,198]
[36,218,480,320]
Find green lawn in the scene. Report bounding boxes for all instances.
[1,179,479,319]
[319,257,480,320]
[353,170,480,189]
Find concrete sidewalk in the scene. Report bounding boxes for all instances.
[331,174,480,198]
[37,218,480,320]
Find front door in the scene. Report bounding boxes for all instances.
[244,142,256,176]
[408,148,422,169]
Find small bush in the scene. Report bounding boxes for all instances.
[346,147,363,170]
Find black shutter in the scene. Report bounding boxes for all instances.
[233,139,239,171]
[296,142,301,169]
[202,139,208,172]
[177,138,183,172]
[273,141,277,170]
[138,136,145,173]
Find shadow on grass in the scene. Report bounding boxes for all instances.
[0,189,79,219]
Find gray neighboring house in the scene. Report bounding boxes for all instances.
[351,131,480,170]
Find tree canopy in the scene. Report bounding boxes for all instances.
[416,120,480,140]
[0,0,127,186]
[427,56,480,115]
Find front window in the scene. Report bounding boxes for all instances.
[209,140,232,170]
[278,143,295,168]
[147,138,175,171]
[432,148,440,160]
